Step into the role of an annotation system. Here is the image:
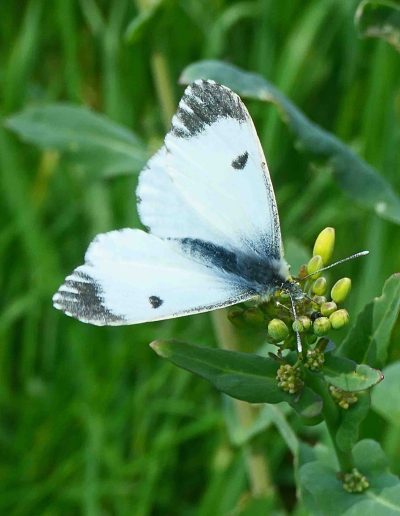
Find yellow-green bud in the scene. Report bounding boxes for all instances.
[313,227,335,265]
[298,315,311,331]
[268,318,289,341]
[292,320,304,332]
[313,316,331,335]
[312,277,327,296]
[320,301,337,317]
[313,295,327,306]
[307,255,323,279]
[329,308,349,329]
[342,468,369,493]
[331,277,351,303]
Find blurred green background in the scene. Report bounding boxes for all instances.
[1,0,400,514]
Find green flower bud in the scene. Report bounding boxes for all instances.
[342,468,369,493]
[313,227,335,265]
[312,277,327,296]
[329,308,349,330]
[320,301,337,317]
[307,255,323,279]
[312,295,327,306]
[243,307,265,326]
[268,318,289,341]
[329,385,358,409]
[304,348,325,371]
[313,316,331,336]
[276,364,304,394]
[331,277,351,304]
[298,315,311,331]
[292,320,304,332]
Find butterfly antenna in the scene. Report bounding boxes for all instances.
[288,292,302,354]
[302,250,369,280]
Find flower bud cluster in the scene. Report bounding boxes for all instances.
[304,347,325,372]
[342,468,370,493]
[264,227,352,350]
[276,364,304,394]
[329,386,358,409]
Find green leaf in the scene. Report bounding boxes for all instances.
[323,354,383,392]
[180,60,400,225]
[125,0,164,44]
[151,339,322,419]
[371,361,400,426]
[339,273,400,367]
[300,439,400,515]
[356,0,400,53]
[336,391,371,453]
[6,104,148,177]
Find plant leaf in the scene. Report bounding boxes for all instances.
[300,439,400,515]
[6,104,148,177]
[180,60,400,225]
[339,273,400,367]
[336,391,371,453]
[125,0,164,44]
[323,354,383,391]
[371,361,400,426]
[356,0,400,53]
[151,339,322,419]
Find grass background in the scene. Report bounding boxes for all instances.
[1,0,400,514]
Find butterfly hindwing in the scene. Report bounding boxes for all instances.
[53,229,254,326]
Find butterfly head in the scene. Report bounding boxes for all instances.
[281,279,305,302]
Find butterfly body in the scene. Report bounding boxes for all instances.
[53,80,292,327]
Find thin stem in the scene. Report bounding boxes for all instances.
[136,0,175,129]
[211,310,276,498]
[305,371,354,473]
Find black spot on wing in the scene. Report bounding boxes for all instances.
[172,80,247,138]
[53,270,124,324]
[232,151,249,170]
[149,295,163,308]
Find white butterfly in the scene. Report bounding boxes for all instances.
[53,80,300,328]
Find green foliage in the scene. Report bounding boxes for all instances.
[322,354,383,391]
[371,361,400,426]
[356,0,400,52]
[1,0,400,514]
[300,440,400,515]
[6,104,147,177]
[151,339,323,418]
[339,273,400,367]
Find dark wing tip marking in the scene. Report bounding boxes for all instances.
[171,80,247,139]
[149,295,163,308]
[53,270,125,325]
[232,151,249,170]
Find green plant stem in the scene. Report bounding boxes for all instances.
[305,371,354,473]
[137,0,175,128]
[211,310,275,498]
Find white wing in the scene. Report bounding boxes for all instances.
[137,80,282,261]
[53,229,254,326]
